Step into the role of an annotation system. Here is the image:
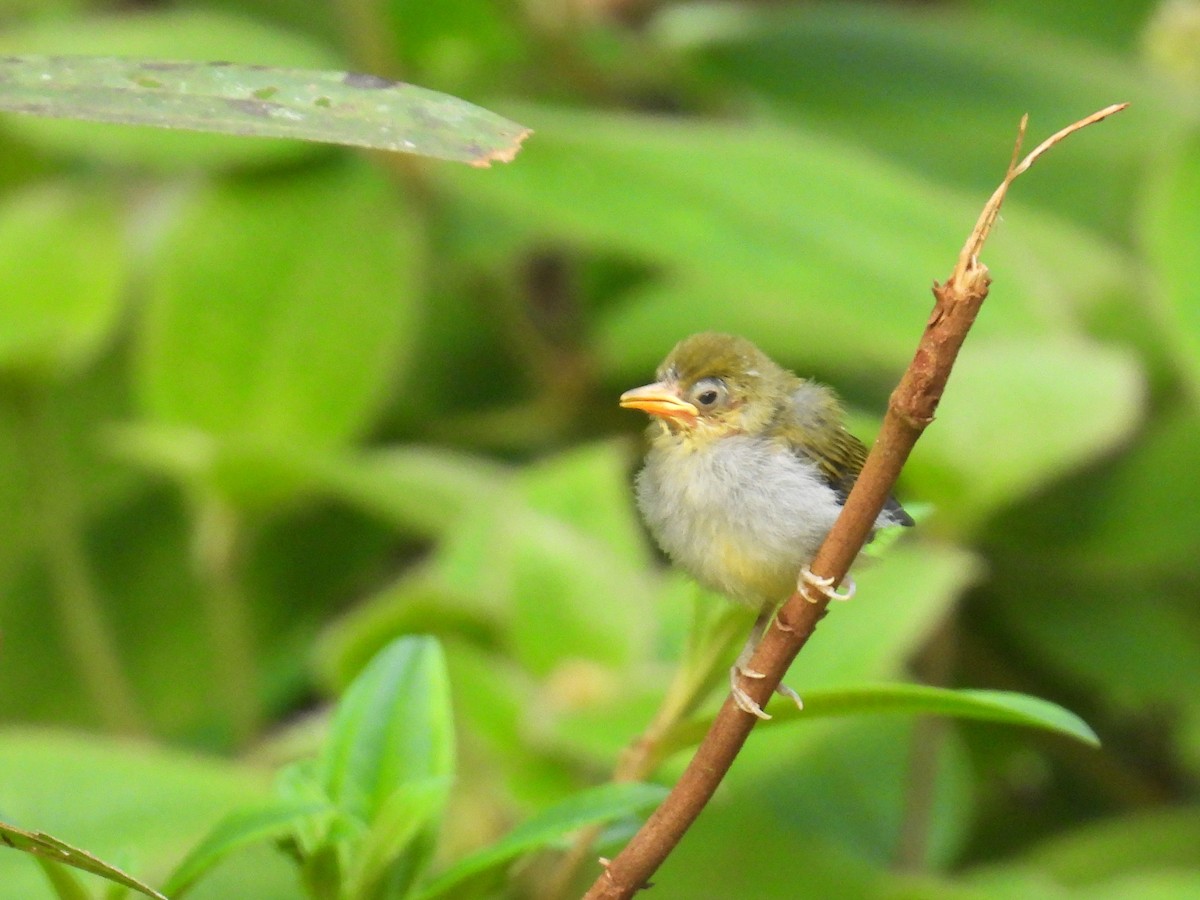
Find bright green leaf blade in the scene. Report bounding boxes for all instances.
[316,637,455,896]
[414,781,669,900]
[661,683,1099,760]
[439,104,1130,383]
[0,729,295,898]
[0,56,529,165]
[0,821,166,899]
[343,776,451,900]
[137,162,420,453]
[318,636,455,824]
[161,799,332,898]
[0,182,125,377]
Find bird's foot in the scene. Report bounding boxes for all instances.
[775,681,804,711]
[730,665,771,719]
[798,566,856,603]
[729,665,804,719]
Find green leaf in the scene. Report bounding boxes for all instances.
[439,105,1130,383]
[0,821,166,899]
[508,442,658,673]
[35,857,92,900]
[414,781,669,900]
[162,799,333,898]
[0,182,125,377]
[0,56,529,166]
[1003,807,1200,887]
[314,636,454,896]
[318,636,454,821]
[137,161,421,454]
[666,3,1158,235]
[986,404,1200,578]
[1142,127,1200,401]
[343,776,451,900]
[518,441,652,571]
[107,427,512,525]
[660,683,1098,761]
[0,9,339,170]
[907,337,1144,530]
[312,446,513,538]
[792,542,980,690]
[0,729,295,898]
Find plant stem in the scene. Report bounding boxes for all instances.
[540,602,747,899]
[893,611,958,871]
[12,386,146,735]
[192,493,260,746]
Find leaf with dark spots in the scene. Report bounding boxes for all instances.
[343,72,396,89]
[0,55,529,165]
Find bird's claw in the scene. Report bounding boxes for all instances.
[730,665,771,718]
[798,566,856,603]
[730,665,803,718]
[732,682,772,720]
[775,681,804,711]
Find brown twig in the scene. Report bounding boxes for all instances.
[582,103,1127,900]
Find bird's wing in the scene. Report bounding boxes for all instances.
[782,381,869,492]
[791,427,869,499]
[784,381,913,526]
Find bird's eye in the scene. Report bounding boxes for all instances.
[690,378,726,409]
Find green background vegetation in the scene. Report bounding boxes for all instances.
[1,0,1198,897]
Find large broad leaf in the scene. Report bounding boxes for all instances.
[0,182,125,377]
[508,441,658,674]
[320,440,660,684]
[137,160,421,454]
[662,2,1158,235]
[0,56,528,167]
[311,446,513,538]
[0,9,339,170]
[439,105,1131,383]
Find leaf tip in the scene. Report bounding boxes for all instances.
[470,127,532,168]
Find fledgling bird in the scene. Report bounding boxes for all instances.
[620,333,913,718]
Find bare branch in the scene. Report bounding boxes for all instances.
[582,103,1128,900]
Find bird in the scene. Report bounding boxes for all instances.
[620,332,913,719]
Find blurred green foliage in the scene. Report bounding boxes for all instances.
[0,0,1198,897]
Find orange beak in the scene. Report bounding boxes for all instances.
[619,382,698,420]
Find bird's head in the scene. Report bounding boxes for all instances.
[619,333,793,440]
